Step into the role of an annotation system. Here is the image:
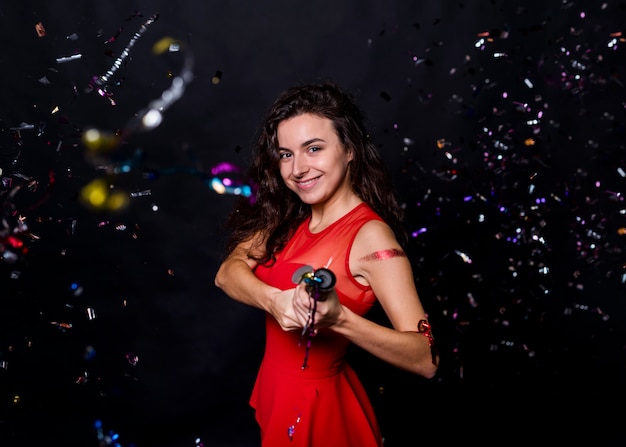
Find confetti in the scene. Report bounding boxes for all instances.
[35,21,46,37]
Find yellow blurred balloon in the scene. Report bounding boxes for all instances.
[80,178,129,212]
[81,178,109,208]
[106,190,130,211]
[82,128,120,153]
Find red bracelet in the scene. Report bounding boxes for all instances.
[417,319,438,366]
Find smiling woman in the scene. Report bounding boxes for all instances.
[277,113,355,209]
[2,1,625,445]
[214,81,438,447]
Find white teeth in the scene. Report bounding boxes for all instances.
[298,178,317,186]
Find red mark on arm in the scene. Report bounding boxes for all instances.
[359,248,406,262]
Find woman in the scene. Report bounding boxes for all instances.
[215,80,438,446]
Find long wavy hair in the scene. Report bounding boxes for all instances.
[222,80,406,265]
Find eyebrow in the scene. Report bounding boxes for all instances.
[301,137,326,147]
[278,137,326,152]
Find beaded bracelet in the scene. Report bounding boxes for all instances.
[417,319,438,366]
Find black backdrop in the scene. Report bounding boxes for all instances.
[1,1,625,446]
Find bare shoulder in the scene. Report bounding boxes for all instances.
[352,219,404,256]
[350,219,407,281]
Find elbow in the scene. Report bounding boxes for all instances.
[413,364,438,380]
[409,355,439,379]
[214,264,226,290]
[422,355,439,379]
[422,362,438,380]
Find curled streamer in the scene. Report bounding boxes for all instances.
[80,17,194,211]
[125,36,194,135]
[82,35,194,155]
[85,13,160,102]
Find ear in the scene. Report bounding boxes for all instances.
[346,146,355,162]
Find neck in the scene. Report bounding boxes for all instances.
[309,195,363,233]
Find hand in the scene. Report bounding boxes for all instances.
[268,286,308,332]
[291,284,343,332]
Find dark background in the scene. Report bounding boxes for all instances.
[1,1,625,446]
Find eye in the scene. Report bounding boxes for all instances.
[279,151,292,160]
[308,146,321,153]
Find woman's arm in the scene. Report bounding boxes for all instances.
[214,238,273,310]
[296,220,439,378]
[214,237,304,332]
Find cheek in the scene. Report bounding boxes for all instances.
[334,155,352,173]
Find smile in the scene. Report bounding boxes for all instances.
[295,176,320,189]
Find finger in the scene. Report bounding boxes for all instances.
[294,285,313,311]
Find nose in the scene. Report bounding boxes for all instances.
[291,153,309,178]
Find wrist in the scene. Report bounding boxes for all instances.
[329,304,350,331]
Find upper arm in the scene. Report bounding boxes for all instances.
[225,239,262,270]
[215,233,265,284]
[349,220,427,332]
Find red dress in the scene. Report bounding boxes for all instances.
[252,203,384,447]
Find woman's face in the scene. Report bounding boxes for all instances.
[276,113,353,206]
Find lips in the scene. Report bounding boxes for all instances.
[295,176,320,189]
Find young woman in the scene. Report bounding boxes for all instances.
[215,80,438,446]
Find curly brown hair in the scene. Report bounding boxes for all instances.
[222,80,406,265]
